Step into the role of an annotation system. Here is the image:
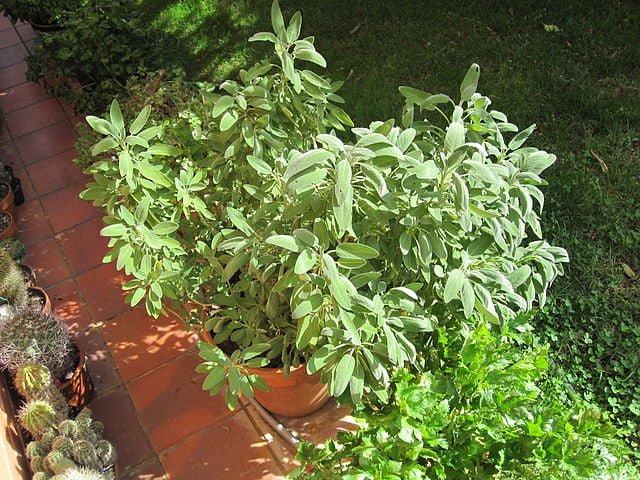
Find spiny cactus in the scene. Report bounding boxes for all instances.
[0,238,26,263]
[51,436,74,458]
[40,428,58,448]
[15,363,69,417]
[33,472,52,480]
[18,400,60,438]
[0,306,74,378]
[95,440,116,467]
[26,406,117,479]
[0,247,27,308]
[63,467,111,480]
[45,451,77,475]
[58,419,77,438]
[30,455,46,473]
[72,440,101,470]
[26,440,48,459]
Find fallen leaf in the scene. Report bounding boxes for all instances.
[591,150,609,173]
[623,263,636,278]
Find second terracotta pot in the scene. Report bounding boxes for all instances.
[200,330,329,417]
[60,344,93,409]
[246,363,330,417]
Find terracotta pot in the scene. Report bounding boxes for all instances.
[27,287,51,315]
[0,211,17,240]
[60,344,93,409]
[200,330,330,417]
[0,182,15,217]
[246,363,330,417]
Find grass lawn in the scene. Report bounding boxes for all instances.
[139,0,640,450]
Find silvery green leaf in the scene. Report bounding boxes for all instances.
[508,124,536,150]
[460,63,480,103]
[444,269,465,303]
[445,121,465,152]
[334,160,352,206]
[284,149,332,180]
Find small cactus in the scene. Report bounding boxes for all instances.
[40,428,58,448]
[30,455,47,473]
[52,436,75,457]
[58,419,77,438]
[44,451,76,475]
[18,400,59,438]
[26,440,48,459]
[89,420,104,438]
[74,419,98,445]
[72,440,101,470]
[15,363,69,417]
[0,247,28,308]
[33,472,52,480]
[95,439,116,467]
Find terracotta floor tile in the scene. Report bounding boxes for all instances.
[14,120,77,165]
[27,149,87,196]
[0,62,27,90]
[24,235,70,288]
[121,457,166,480]
[0,28,20,49]
[0,142,23,168]
[101,308,198,383]
[16,199,53,246]
[40,180,99,233]
[57,216,108,275]
[0,43,26,69]
[48,277,93,332]
[74,327,122,398]
[0,82,48,114]
[91,386,154,472]
[76,262,128,322]
[160,412,284,480]
[5,98,67,138]
[0,121,10,144]
[128,351,234,453]
[0,15,12,32]
[16,24,36,42]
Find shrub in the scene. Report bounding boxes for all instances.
[291,318,638,479]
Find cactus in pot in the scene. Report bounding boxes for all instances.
[0,305,75,378]
[15,363,69,417]
[18,399,61,438]
[24,403,117,479]
[0,246,27,309]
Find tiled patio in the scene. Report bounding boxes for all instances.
[0,16,337,480]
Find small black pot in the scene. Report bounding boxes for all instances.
[29,20,64,33]
[4,166,24,206]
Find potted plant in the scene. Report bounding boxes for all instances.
[1,163,25,206]
[19,401,117,479]
[0,178,15,217]
[0,0,83,31]
[0,305,93,409]
[81,1,567,415]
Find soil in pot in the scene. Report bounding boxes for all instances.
[204,332,330,417]
[26,287,51,315]
[0,211,17,239]
[0,181,15,216]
